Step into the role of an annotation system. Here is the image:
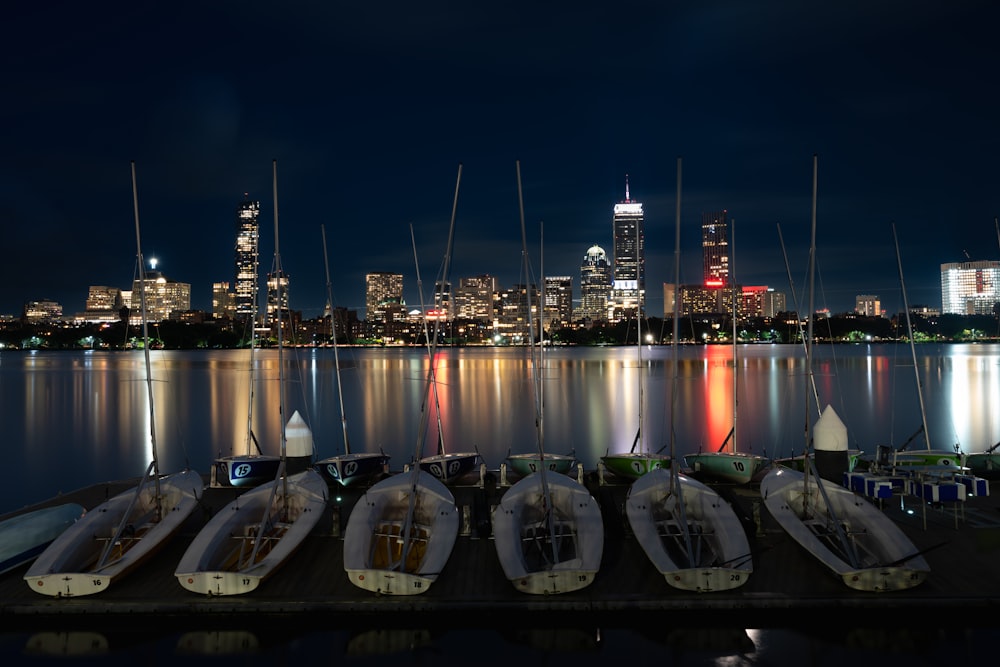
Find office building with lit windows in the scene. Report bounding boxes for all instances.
[126,268,191,323]
[543,275,573,330]
[941,261,1000,315]
[702,210,730,287]
[455,275,497,322]
[365,272,404,322]
[611,177,644,321]
[233,196,260,322]
[579,245,611,322]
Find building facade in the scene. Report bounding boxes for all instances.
[127,269,191,323]
[233,196,260,322]
[611,177,644,321]
[455,275,497,322]
[579,244,611,322]
[855,294,882,317]
[265,270,289,325]
[941,261,1000,315]
[702,210,730,288]
[543,275,573,330]
[365,272,404,322]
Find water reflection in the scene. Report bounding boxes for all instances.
[4,345,1000,514]
[176,630,260,655]
[24,632,109,656]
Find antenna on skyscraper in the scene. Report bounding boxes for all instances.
[625,174,630,201]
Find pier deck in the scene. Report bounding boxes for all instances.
[2,470,998,631]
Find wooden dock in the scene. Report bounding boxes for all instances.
[2,469,999,632]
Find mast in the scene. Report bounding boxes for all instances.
[731,217,738,455]
[805,154,818,466]
[244,215,260,457]
[517,160,559,567]
[893,222,932,452]
[272,159,289,502]
[130,161,163,514]
[322,224,351,455]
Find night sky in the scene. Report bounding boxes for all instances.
[3,2,998,319]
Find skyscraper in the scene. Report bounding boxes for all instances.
[611,176,644,320]
[579,245,611,322]
[702,210,730,288]
[233,196,260,322]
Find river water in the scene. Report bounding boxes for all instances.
[1,344,999,663]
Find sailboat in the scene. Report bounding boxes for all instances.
[212,230,281,489]
[504,220,578,480]
[493,161,604,595]
[770,223,860,479]
[24,162,204,598]
[684,217,769,484]
[174,160,328,596]
[314,223,390,488]
[601,176,671,481]
[0,503,85,575]
[626,157,753,592]
[341,167,462,596]
[761,155,929,592]
[873,224,964,473]
[415,167,481,486]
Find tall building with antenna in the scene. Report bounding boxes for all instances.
[233,196,260,322]
[611,175,644,321]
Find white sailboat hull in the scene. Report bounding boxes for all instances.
[0,503,86,575]
[175,469,327,596]
[25,469,204,597]
[761,465,929,592]
[493,471,604,595]
[626,468,752,592]
[343,470,459,596]
[684,452,768,485]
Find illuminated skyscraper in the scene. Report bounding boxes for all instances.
[611,176,644,320]
[702,210,730,288]
[233,196,260,322]
[579,245,611,322]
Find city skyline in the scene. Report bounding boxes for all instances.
[3,3,998,319]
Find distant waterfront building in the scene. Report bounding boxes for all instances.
[433,279,453,320]
[611,176,644,321]
[23,299,62,323]
[233,196,260,322]
[75,286,124,323]
[127,267,191,323]
[701,210,730,313]
[579,245,611,322]
[702,211,730,287]
[762,288,787,318]
[212,282,235,319]
[455,275,497,322]
[741,285,769,319]
[265,270,290,325]
[663,283,679,318]
[543,275,573,330]
[855,294,882,317]
[496,283,538,341]
[941,261,1000,315]
[365,272,404,322]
